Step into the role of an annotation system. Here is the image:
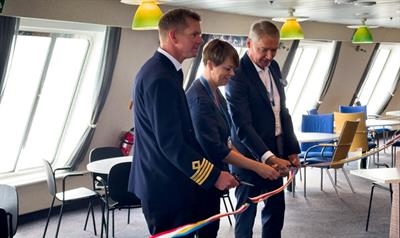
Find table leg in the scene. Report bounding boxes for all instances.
[390,154,400,238]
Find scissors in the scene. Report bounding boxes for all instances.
[234,175,255,187]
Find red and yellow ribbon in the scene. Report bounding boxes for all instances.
[151,170,295,238]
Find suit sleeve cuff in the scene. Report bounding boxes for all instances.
[261,151,274,163]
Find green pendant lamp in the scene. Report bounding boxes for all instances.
[130,0,163,30]
[273,8,308,40]
[348,19,375,44]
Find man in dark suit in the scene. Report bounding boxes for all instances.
[225,20,301,238]
[128,9,238,237]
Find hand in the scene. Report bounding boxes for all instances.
[214,171,239,191]
[288,154,300,168]
[266,156,291,177]
[254,162,280,180]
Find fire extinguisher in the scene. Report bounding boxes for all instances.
[121,127,134,155]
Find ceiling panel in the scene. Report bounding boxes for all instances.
[138,0,400,28]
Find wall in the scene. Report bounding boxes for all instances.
[2,0,400,214]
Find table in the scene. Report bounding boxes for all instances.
[86,155,132,174]
[366,119,400,128]
[351,157,400,238]
[386,111,400,117]
[295,132,339,143]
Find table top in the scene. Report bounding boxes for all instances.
[87,155,132,174]
[366,118,400,127]
[386,110,400,117]
[295,132,339,143]
[350,168,400,184]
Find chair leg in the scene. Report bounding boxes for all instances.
[325,169,339,196]
[127,208,131,224]
[320,168,324,191]
[303,166,307,197]
[112,210,115,238]
[55,203,65,238]
[83,201,97,235]
[341,168,355,193]
[43,197,55,238]
[366,183,376,231]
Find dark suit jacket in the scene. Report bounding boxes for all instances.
[186,78,231,171]
[128,52,220,210]
[225,53,300,184]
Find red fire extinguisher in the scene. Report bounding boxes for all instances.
[121,127,134,155]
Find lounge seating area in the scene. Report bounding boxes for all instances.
[12,151,395,238]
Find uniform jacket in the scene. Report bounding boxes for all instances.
[128,52,221,210]
[186,77,231,171]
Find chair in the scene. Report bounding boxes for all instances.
[0,184,18,238]
[89,147,125,191]
[300,113,335,158]
[301,120,359,197]
[307,108,318,115]
[42,160,98,238]
[334,112,376,167]
[97,162,141,238]
[89,147,135,226]
[220,190,235,226]
[339,105,387,159]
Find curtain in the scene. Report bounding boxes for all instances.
[0,15,19,99]
[68,26,121,168]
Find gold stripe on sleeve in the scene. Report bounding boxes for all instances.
[190,159,214,185]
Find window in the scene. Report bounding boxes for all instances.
[357,43,400,115]
[0,18,106,182]
[284,40,336,129]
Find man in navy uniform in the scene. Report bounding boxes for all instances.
[128,8,238,237]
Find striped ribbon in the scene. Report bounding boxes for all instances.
[152,133,400,238]
[151,170,295,238]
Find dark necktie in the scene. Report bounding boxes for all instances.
[177,69,184,86]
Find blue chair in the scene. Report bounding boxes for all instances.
[300,113,335,158]
[307,108,318,115]
[339,105,378,167]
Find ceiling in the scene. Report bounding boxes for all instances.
[124,0,400,28]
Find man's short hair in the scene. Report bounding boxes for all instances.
[248,20,280,41]
[158,8,201,37]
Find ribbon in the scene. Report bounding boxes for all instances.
[304,133,400,168]
[151,133,400,238]
[151,170,295,238]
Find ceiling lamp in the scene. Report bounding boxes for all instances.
[272,8,308,40]
[347,19,376,44]
[122,0,163,30]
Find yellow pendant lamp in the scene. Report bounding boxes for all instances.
[122,0,163,30]
[273,8,308,40]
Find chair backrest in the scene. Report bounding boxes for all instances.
[108,162,141,207]
[330,120,359,168]
[301,113,334,152]
[334,112,368,152]
[42,160,57,197]
[90,147,125,188]
[339,105,367,118]
[0,184,18,236]
[307,108,318,115]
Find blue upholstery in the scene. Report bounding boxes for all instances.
[300,113,334,158]
[339,105,367,117]
[307,108,318,115]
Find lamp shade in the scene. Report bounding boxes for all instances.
[132,0,163,30]
[280,18,304,40]
[352,26,373,44]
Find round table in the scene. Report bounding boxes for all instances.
[295,132,339,143]
[86,155,132,174]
